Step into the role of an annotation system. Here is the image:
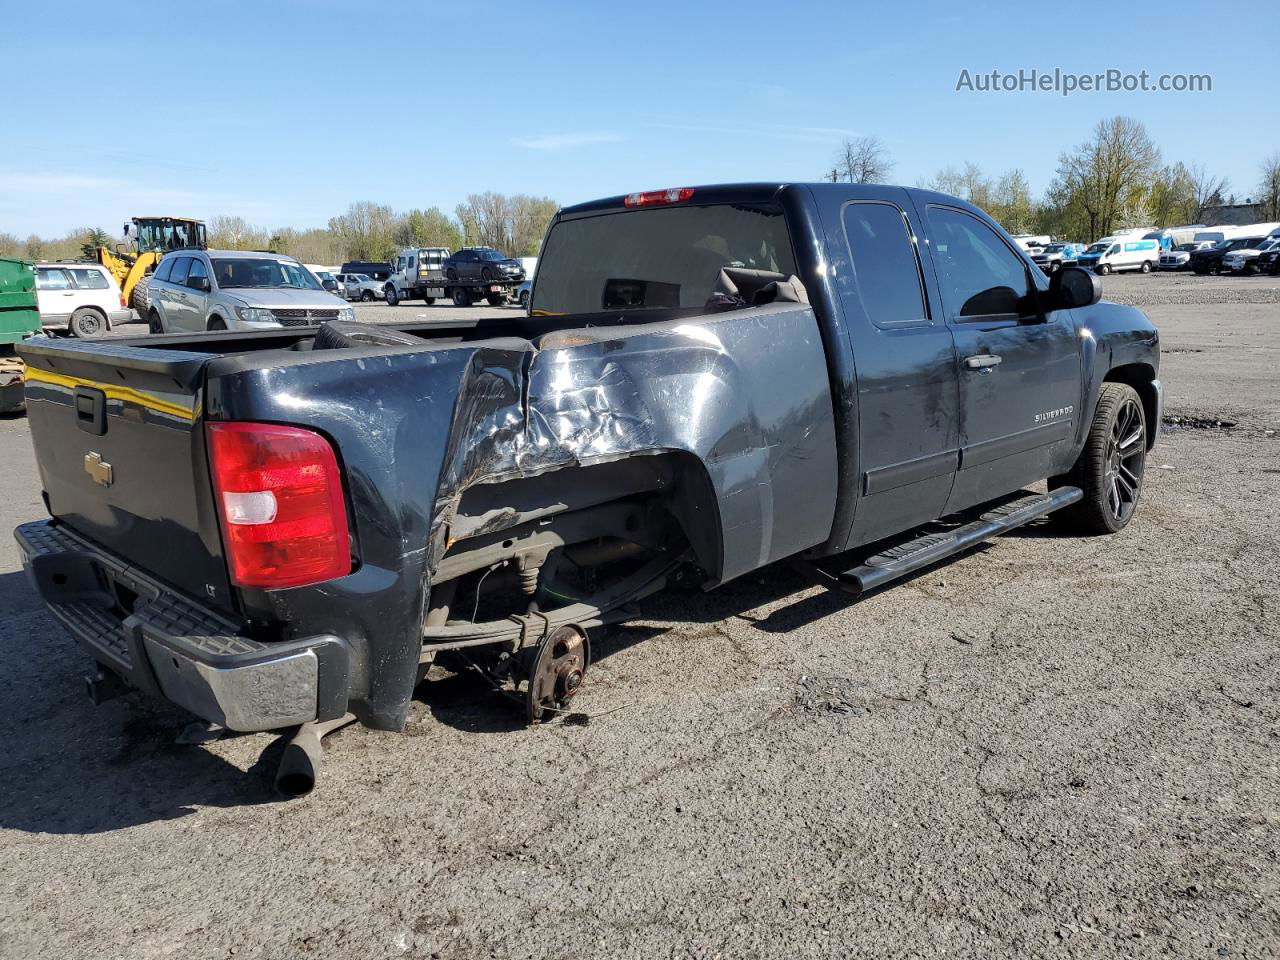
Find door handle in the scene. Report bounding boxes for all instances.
[964,354,1002,370]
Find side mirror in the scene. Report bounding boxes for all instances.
[189,275,211,292]
[1048,266,1102,310]
[322,278,338,292]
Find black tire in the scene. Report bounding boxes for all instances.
[486,293,504,306]
[207,316,227,331]
[481,267,493,282]
[424,297,436,305]
[446,268,458,282]
[147,309,164,334]
[1051,383,1147,535]
[519,289,530,309]
[1097,263,1111,276]
[451,286,471,307]
[1140,261,1152,274]
[385,285,399,306]
[69,308,106,338]
[130,276,150,317]
[1193,265,1208,275]
[361,290,373,302]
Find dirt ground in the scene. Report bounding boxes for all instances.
[0,272,1276,959]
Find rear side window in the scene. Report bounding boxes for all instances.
[68,268,110,289]
[841,202,928,327]
[169,257,192,285]
[533,203,796,315]
[35,268,71,290]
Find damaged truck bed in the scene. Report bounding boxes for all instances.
[15,183,1161,791]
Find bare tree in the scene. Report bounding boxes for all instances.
[0,232,18,256]
[455,193,558,255]
[831,136,893,184]
[1257,154,1280,222]
[327,202,398,260]
[1187,163,1230,223]
[1055,116,1160,239]
[208,215,269,251]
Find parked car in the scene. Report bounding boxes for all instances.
[1189,236,1267,275]
[1221,236,1280,274]
[146,249,354,333]
[1076,236,1161,275]
[1158,241,1215,271]
[1030,242,1085,274]
[1257,245,1280,275]
[16,182,1160,795]
[33,262,132,337]
[441,247,525,283]
[515,279,532,309]
[305,265,345,299]
[337,273,384,301]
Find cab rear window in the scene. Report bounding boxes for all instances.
[532,203,795,315]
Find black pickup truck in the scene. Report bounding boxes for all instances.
[16,183,1160,790]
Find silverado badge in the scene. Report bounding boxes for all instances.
[84,452,113,487]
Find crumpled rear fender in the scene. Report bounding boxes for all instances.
[434,303,839,584]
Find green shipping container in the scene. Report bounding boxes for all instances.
[0,256,39,413]
[0,256,40,345]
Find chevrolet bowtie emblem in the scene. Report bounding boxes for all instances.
[84,452,113,487]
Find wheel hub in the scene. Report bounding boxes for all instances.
[525,624,590,723]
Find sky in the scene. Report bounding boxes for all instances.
[1,0,1276,237]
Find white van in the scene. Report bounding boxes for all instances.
[1076,236,1161,275]
[34,262,132,337]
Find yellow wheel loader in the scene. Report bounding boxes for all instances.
[96,217,207,317]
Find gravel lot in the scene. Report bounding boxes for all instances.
[1,272,1277,959]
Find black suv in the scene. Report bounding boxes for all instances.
[441,247,525,282]
[1257,245,1280,276]
[1190,236,1266,275]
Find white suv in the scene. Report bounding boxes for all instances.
[34,263,132,337]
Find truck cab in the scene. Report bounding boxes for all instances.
[384,247,450,305]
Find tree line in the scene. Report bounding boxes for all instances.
[0,192,559,265]
[827,118,1280,240]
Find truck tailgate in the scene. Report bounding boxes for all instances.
[18,337,234,609]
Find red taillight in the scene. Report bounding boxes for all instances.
[119,295,127,308]
[623,187,694,208]
[207,422,351,589]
